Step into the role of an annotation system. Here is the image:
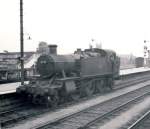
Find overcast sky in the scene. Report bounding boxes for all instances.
[0,0,150,56]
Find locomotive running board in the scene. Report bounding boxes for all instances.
[56,73,113,82]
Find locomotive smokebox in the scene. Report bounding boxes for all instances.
[48,44,57,55]
[36,54,77,77]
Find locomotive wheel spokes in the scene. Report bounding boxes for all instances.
[27,94,33,101]
[70,92,80,101]
[108,78,113,90]
[32,95,37,104]
[46,90,59,108]
[105,78,113,91]
[32,95,44,104]
[84,81,95,97]
[46,95,58,108]
[96,80,105,93]
[52,94,59,107]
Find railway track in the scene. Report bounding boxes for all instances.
[32,85,150,129]
[0,94,26,115]
[0,104,51,128]
[127,110,150,129]
[1,72,150,128]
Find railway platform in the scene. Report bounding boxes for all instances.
[120,67,150,75]
[0,81,28,95]
[0,67,150,95]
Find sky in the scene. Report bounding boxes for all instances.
[0,0,150,56]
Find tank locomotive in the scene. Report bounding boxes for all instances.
[17,46,120,107]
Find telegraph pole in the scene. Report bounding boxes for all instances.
[20,0,24,85]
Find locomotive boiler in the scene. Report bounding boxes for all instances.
[17,46,120,107]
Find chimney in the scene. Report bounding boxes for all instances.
[48,44,57,55]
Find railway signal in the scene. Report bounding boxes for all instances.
[144,40,149,67]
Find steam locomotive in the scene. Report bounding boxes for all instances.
[17,46,120,107]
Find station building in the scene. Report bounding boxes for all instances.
[0,51,35,81]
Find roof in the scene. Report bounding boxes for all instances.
[0,52,35,60]
[84,48,116,56]
[0,51,35,55]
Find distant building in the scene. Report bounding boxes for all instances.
[0,51,35,81]
[119,54,136,69]
[0,52,35,71]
